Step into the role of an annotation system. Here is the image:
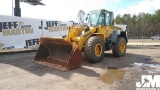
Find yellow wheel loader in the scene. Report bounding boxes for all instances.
[34,9,128,71]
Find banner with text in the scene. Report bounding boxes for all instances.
[0,15,73,50]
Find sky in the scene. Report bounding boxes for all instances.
[0,0,160,21]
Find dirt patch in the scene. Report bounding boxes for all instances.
[99,69,125,84]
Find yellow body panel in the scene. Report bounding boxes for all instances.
[65,24,123,51]
[78,28,97,50]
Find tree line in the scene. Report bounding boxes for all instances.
[115,9,160,38]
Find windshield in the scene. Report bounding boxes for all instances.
[88,10,100,27]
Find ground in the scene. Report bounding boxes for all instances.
[0,40,160,90]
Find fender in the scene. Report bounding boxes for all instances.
[110,31,128,43]
[93,33,105,42]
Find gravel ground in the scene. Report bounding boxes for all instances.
[128,39,160,43]
[0,46,160,90]
[128,39,160,45]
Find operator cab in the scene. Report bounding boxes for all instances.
[87,9,114,27]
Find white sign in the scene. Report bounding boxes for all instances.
[0,15,73,50]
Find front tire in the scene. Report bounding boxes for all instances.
[112,37,126,57]
[84,36,105,63]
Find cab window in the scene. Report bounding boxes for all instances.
[97,14,105,25]
[106,12,110,25]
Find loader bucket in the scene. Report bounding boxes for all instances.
[34,37,82,71]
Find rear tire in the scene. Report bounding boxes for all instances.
[84,36,105,63]
[112,37,126,57]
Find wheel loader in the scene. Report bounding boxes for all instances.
[34,9,128,71]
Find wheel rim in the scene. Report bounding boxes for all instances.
[120,43,125,53]
[95,44,102,57]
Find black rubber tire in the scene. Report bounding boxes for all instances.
[112,37,126,57]
[84,36,105,63]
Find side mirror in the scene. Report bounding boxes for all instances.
[86,13,89,21]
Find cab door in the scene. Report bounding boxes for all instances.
[105,11,113,38]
